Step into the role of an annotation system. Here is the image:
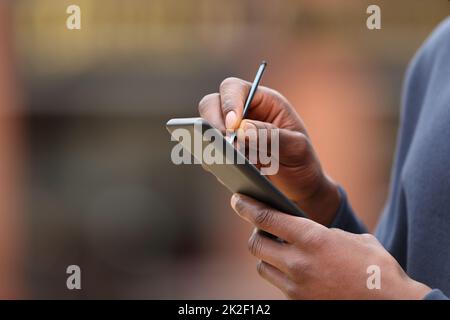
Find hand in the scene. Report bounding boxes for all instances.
[198,77,339,225]
[230,193,432,300]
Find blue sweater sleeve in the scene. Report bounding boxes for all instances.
[329,186,368,234]
[424,289,449,300]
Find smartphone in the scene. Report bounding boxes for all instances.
[166,117,307,218]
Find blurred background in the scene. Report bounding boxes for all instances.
[0,0,448,299]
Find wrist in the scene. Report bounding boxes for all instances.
[296,175,341,226]
[402,278,432,300]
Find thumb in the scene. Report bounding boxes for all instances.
[219,77,252,130]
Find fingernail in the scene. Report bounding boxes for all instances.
[231,194,240,210]
[225,111,237,130]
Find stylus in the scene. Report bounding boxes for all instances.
[229,61,267,143]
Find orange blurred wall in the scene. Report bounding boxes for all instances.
[0,1,24,298]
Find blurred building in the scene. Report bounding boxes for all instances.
[9,0,450,298]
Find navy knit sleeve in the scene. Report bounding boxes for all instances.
[423,289,449,300]
[329,186,368,234]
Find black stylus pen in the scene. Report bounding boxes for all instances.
[229,61,267,143]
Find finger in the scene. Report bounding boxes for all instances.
[236,119,311,167]
[198,93,226,133]
[256,260,296,298]
[220,78,283,131]
[218,77,306,133]
[231,193,326,245]
[247,229,292,274]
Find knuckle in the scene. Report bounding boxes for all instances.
[221,97,235,114]
[248,232,263,256]
[286,259,299,274]
[293,132,310,155]
[254,208,275,229]
[198,93,218,114]
[268,88,294,110]
[269,88,288,104]
[360,233,378,244]
[285,257,308,277]
[256,260,265,275]
[329,227,344,233]
[219,77,241,92]
[361,233,373,240]
[329,227,348,238]
[284,283,299,300]
[301,227,328,249]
